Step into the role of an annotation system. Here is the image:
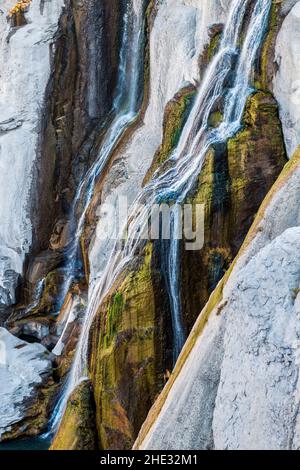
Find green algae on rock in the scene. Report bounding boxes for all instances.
[87,243,170,450]
[143,86,196,185]
[179,90,287,333]
[50,380,98,450]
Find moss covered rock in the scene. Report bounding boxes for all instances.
[88,243,171,450]
[143,86,196,184]
[51,380,98,450]
[47,4,289,450]
[134,146,300,450]
[180,91,287,332]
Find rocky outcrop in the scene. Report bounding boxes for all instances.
[24,0,121,310]
[85,244,170,450]
[2,0,299,452]
[4,0,121,344]
[87,0,230,283]
[0,0,120,315]
[50,380,98,450]
[0,0,121,443]
[0,327,55,441]
[135,147,300,450]
[51,1,290,451]
[51,1,234,450]
[125,77,287,452]
[51,242,172,450]
[143,86,196,184]
[30,0,120,252]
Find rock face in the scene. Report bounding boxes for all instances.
[50,380,98,450]
[135,148,300,450]
[0,0,120,314]
[50,0,234,450]
[87,0,230,284]
[0,327,54,441]
[86,243,171,450]
[31,0,120,259]
[180,91,287,333]
[274,1,300,157]
[0,0,120,442]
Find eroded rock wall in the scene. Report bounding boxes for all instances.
[180,91,287,333]
[52,0,234,450]
[0,0,120,315]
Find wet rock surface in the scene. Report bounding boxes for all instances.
[51,380,98,450]
[0,327,55,441]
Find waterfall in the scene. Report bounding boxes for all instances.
[155,0,271,362]
[51,0,145,355]
[43,0,146,437]
[49,0,271,439]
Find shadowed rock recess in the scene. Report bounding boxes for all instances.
[1,0,300,451]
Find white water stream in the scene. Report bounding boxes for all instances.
[44,0,146,436]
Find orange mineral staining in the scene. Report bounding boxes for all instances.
[8,0,31,19]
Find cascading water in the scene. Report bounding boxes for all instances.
[43,0,146,436]
[49,0,271,440]
[25,278,45,314]
[51,0,145,355]
[156,0,271,362]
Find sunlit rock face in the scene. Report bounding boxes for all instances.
[0,0,64,306]
[0,327,54,440]
[274,1,300,157]
[137,149,300,450]
[213,226,300,450]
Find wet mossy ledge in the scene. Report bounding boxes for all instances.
[257,0,287,91]
[51,241,171,451]
[178,0,291,330]
[14,0,122,314]
[199,23,223,74]
[143,86,196,185]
